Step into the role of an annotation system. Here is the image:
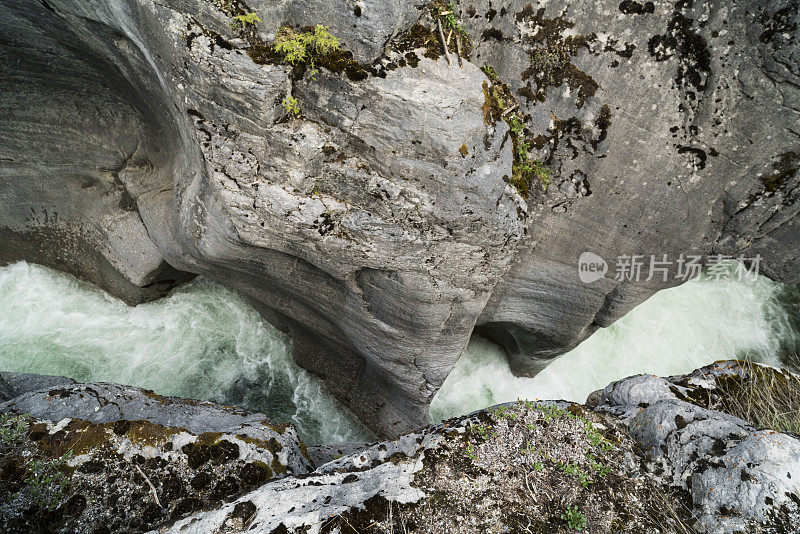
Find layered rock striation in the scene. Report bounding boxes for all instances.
[1,0,798,435]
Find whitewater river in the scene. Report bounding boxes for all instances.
[1,261,798,445]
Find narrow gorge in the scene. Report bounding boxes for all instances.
[0,0,799,532]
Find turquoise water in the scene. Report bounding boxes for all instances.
[1,261,798,443]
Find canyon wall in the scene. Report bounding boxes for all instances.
[0,0,797,435]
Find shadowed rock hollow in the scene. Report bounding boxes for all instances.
[0,0,798,436]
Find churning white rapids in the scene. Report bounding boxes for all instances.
[1,261,799,444]
[0,262,371,445]
[431,264,800,422]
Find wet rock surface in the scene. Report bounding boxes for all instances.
[1,0,799,437]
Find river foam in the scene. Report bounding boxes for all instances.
[0,262,370,445]
[1,261,798,443]
[430,264,800,421]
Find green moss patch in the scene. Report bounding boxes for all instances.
[481,68,552,196]
[124,421,183,447]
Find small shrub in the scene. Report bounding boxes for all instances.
[561,505,587,531]
[587,454,611,477]
[25,453,72,510]
[274,25,341,75]
[0,413,28,444]
[1,413,72,511]
[464,443,477,460]
[282,95,300,116]
[231,12,262,28]
[559,461,593,488]
[471,422,497,441]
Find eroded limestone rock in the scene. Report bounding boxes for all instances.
[3,364,799,533]
[589,361,800,533]
[0,378,312,475]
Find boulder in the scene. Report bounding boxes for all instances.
[589,361,800,533]
[0,379,311,475]
[2,363,798,533]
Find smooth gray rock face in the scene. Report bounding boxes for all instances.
[0,374,16,402]
[0,0,196,303]
[468,0,800,374]
[0,0,522,436]
[0,372,76,400]
[1,0,798,435]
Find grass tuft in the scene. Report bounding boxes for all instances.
[714,359,800,435]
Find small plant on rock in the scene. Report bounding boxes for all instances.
[464,443,477,460]
[25,453,72,510]
[0,413,28,444]
[508,115,552,193]
[481,72,552,196]
[440,1,471,43]
[282,95,300,117]
[0,413,72,511]
[562,505,587,531]
[471,422,497,441]
[274,24,341,75]
[483,64,499,82]
[272,25,341,119]
[231,12,262,29]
